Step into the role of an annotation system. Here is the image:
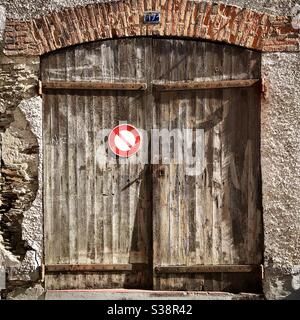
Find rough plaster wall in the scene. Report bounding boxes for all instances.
[17,97,43,264]
[6,97,43,286]
[0,0,299,19]
[6,283,44,300]
[261,52,300,300]
[0,100,42,287]
[0,0,299,299]
[0,5,5,41]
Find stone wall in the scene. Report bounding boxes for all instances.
[0,54,43,298]
[0,0,299,300]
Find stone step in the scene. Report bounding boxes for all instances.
[45,289,263,300]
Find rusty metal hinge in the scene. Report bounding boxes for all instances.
[38,80,43,96]
[261,78,269,101]
[261,264,265,280]
[41,264,45,282]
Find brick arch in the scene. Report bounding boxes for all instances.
[4,0,299,56]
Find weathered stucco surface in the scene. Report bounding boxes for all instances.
[0,0,299,299]
[0,0,299,19]
[5,97,43,286]
[261,52,300,300]
[0,5,5,41]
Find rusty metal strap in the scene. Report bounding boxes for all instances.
[41,79,260,93]
[45,263,148,273]
[154,265,262,274]
[42,81,148,91]
[153,79,260,91]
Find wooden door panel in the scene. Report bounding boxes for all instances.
[152,39,263,292]
[43,38,153,289]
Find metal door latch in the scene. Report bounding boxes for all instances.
[261,77,269,101]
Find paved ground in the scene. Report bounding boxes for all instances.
[45,289,264,300]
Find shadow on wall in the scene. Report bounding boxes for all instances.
[266,270,300,300]
[284,289,300,300]
[283,274,300,300]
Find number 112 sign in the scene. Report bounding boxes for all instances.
[144,11,161,24]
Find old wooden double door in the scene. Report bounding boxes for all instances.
[42,38,263,293]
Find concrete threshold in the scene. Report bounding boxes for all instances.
[45,289,264,300]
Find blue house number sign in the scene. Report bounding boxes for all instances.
[144,11,160,24]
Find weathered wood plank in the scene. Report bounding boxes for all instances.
[43,93,52,267]
[57,51,70,265]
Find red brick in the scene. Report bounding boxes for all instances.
[183,1,193,36]
[70,8,84,42]
[3,0,299,56]
[166,0,173,24]
[186,1,197,37]
[153,0,160,11]
[87,5,97,28]
[194,2,206,38]
[179,0,188,22]
[218,3,226,14]
[203,3,212,26]
[135,0,146,36]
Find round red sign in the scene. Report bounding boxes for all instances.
[108,124,141,158]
